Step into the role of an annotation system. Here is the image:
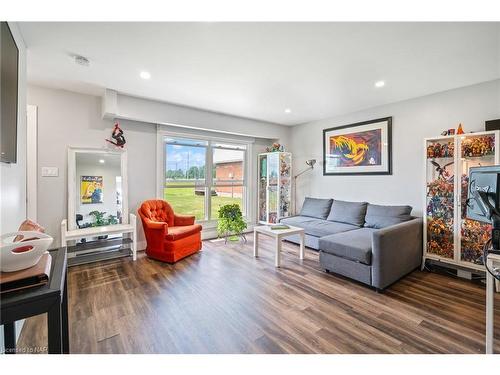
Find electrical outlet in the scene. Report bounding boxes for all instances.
[41,166,59,177]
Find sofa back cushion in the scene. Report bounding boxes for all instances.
[364,204,412,229]
[327,200,368,226]
[300,197,333,219]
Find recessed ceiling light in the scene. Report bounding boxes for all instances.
[99,159,105,164]
[140,71,151,80]
[375,80,385,88]
[284,108,292,114]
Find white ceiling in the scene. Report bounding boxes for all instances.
[19,22,500,126]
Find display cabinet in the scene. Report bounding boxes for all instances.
[423,131,500,271]
[258,152,292,224]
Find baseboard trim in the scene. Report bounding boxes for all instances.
[201,224,257,241]
[136,224,258,252]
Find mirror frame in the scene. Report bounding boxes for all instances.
[67,147,129,231]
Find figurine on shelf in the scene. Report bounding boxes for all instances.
[427,178,454,198]
[461,135,495,157]
[266,143,284,152]
[461,174,470,218]
[442,143,449,158]
[280,158,291,177]
[457,123,464,135]
[426,196,454,220]
[430,160,453,180]
[427,217,454,258]
[448,141,454,156]
[441,129,456,136]
[427,145,435,158]
[461,219,492,263]
[433,143,442,158]
[427,141,454,159]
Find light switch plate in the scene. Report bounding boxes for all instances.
[41,166,59,177]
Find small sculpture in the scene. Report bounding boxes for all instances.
[457,123,465,135]
[106,122,126,148]
[266,142,284,152]
[430,160,454,180]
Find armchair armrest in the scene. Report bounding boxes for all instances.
[371,218,423,290]
[174,213,196,226]
[141,216,168,247]
[143,217,168,231]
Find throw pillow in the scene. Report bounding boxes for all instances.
[364,204,412,229]
[300,197,334,219]
[327,200,368,226]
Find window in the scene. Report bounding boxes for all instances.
[162,136,248,222]
[212,143,245,219]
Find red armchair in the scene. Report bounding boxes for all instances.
[138,199,202,263]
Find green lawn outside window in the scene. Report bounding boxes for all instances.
[164,184,242,221]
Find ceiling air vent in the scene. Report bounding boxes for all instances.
[74,55,90,67]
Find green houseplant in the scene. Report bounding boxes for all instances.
[217,204,247,242]
[107,214,119,225]
[88,211,119,227]
[89,211,107,227]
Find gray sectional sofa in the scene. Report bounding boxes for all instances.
[280,197,423,291]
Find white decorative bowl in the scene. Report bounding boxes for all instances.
[1,231,53,272]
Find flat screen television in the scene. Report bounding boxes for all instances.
[0,22,19,164]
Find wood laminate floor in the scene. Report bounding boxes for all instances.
[17,236,500,354]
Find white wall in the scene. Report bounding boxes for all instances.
[0,21,27,353]
[29,85,156,248]
[28,85,287,248]
[290,79,500,215]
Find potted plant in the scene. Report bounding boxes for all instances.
[89,211,107,227]
[217,204,247,243]
[107,214,118,225]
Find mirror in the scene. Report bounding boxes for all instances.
[67,148,128,231]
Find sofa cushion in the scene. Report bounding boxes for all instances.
[280,216,358,237]
[319,228,377,265]
[299,197,333,219]
[364,204,412,229]
[326,200,368,226]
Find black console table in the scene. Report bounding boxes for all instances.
[1,247,69,354]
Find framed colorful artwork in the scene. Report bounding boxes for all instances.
[80,175,103,204]
[323,117,392,175]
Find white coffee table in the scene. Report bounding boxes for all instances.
[253,225,305,267]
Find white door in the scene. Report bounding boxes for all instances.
[26,105,38,221]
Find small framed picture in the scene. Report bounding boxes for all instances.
[323,117,392,175]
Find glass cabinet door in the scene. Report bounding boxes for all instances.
[279,153,292,219]
[258,155,267,222]
[267,153,279,223]
[459,133,496,264]
[426,138,455,259]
